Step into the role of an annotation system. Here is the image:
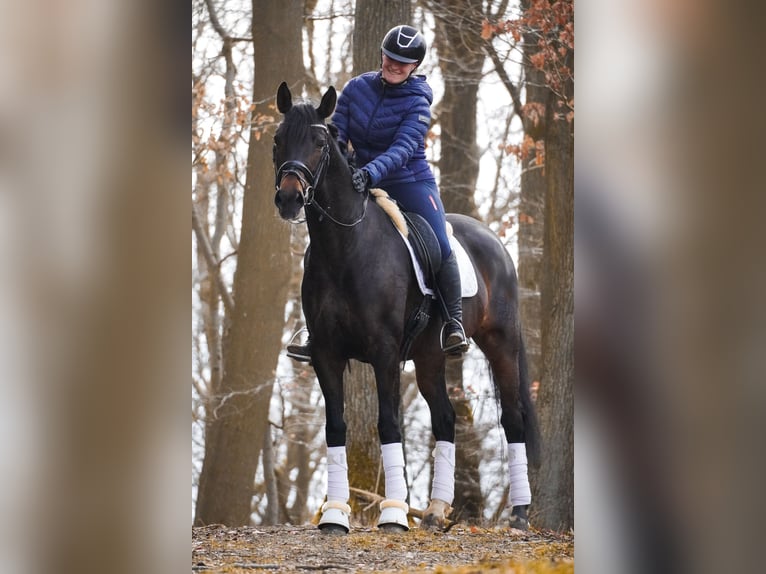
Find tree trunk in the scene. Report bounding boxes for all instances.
[431,0,485,521]
[352,1,410,69]
[194,1,303,526]
[343,0,411,525]
[530,49,574,532]
[518,0,547,414]
[432,0,483,220]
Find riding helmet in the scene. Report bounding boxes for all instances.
[381,25,427,67]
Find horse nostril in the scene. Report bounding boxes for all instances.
[274,192,283,207]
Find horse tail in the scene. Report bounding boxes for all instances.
[518,333,541,468]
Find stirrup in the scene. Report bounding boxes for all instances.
[286,329,312,364]
[440,320,469,356]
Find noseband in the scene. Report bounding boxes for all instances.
[274,123,331,208]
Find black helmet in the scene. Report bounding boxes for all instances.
[381,25,426,67]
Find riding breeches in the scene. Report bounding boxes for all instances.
[381,180,452,259]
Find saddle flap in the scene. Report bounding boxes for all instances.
[401,211,442,280]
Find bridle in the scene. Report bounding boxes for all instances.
[274,123,368,227]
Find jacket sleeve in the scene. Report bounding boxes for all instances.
[331,88,350,149]
[363,100,430,186]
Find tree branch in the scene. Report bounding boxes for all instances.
[204,0,230,40]
[483,40,524,121]
[192,201,235,315]
[203,0,252,43]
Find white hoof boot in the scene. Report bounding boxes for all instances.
[377,499,409,531]
[318,500,351,534]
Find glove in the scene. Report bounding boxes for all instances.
[351,168,370,194]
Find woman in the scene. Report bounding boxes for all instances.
[288,24,468,362]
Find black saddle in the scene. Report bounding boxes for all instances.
[400,211,442,284]
[398,211,443,361]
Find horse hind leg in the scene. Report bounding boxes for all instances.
[475,329,537,530]
[413,355,457,530]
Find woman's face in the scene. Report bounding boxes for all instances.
[381,54,418,85]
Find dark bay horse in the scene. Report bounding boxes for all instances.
[273,82,539,533]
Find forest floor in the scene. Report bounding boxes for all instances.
[192,523,574,573]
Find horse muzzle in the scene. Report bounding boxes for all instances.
[274,184,306,220]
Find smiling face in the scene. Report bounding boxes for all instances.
[381,54,418,85]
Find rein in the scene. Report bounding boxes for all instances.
[274,123,368,227]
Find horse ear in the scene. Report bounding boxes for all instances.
[277,81,292,114]
[317,86,337,119]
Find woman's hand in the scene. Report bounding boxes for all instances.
[351,169,370,194]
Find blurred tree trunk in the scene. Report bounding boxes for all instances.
[344,0,410,526]
[531,46,574,531]
[430,0,485,522]
[194,1,303,526]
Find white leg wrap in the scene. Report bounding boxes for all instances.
[430,441,456,505]
[508,442,531,506]
[326,446,349,502]
[381,442,408,501]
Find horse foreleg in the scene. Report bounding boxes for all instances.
[374,359,410,532]
[315,358,351,534]
[318,446,352,533]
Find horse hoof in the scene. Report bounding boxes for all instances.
[318,501,350,534]
[507,505,529,531]
[507,515,529,531]
[420,513,443,531]
[421,499,452,531]
[377,499,410,532]
[318,523,348,535]
[378,523,408,533]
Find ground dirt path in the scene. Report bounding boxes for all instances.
[192,524,573,573]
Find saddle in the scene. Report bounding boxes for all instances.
[369,188,442,282]
[370,189,441,360]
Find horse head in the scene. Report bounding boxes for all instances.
[273,82,337,220]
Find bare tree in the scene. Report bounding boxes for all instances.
[516,0,547,391]
[532,43,573,530]
[194,0,304,526]
[342,0,411,526]
[427,0,486,522]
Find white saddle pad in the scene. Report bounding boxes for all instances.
[397,231,478,298]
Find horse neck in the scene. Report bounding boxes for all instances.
[305,153,367,246]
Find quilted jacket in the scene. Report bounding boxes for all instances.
[332,71,434,187]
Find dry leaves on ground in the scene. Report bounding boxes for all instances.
[192,524,573,573]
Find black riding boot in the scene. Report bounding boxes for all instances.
[286,337,312,363]
[436,252,469,356]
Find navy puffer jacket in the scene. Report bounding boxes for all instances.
[332,71,434,187]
